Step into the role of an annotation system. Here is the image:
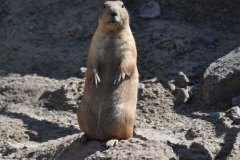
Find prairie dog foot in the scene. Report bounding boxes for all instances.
[79,134,89,144]
[89,72,100,87]
[113,71,127,85]
[106,139,119,147]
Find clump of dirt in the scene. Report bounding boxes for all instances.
[0,0,240,159]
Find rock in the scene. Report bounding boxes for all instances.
[167,81,176,91]
[209,112,220,119]
[226,106,240,125]
[202,112,220,120]
[79,67,87,78]
[177,71,189,88]
[203,48,240,108]
[201,29,215,44]
[225,106,240,120]
[189,123,203,137]
[139,1,161,18]
[175,88,190,104]
[232,95,240,106]
[138,83,145,93]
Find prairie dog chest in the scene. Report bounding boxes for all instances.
[98,35,126,61]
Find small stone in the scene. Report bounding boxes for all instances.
[189,123,203,137]
[167,81,176,91]
[202,112,220,120]
[177,71,189,88]
[139,1,161,19]
[201,29,215,44]
[138,83,145,93]
[79,67,87,78]
[232,96,240,106]
[226,106,240,120]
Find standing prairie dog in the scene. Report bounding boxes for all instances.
[77,1,138,147]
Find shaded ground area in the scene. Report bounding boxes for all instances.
[0,0,240,159]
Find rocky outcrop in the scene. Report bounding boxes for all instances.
[203,47,240,108]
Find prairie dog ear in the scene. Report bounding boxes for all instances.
[115,1,124,8]
[119,1,124,8]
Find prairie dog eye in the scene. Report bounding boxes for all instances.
[122,4,125,8]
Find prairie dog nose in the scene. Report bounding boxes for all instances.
[111,11,117,17]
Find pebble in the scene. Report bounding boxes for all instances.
[232,95,240,106]
[202,112,220,120]
[177,71,189,88]
[139,1,161,18]
[79,67,87,78]
[226,106,240,120]
[167,81,176,91]
[189,123,203,137]
[201,29,215,44]
[138,83,145,93]
[225,106,240,124]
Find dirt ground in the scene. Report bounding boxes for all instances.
[0,0,240,159]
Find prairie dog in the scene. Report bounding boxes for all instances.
[77,0,138,147]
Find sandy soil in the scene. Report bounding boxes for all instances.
[0,0,240,159]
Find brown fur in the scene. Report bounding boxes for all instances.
[77,1,138,146]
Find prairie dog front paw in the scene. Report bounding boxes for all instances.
[89,70,101,87]
[113,72,126,85]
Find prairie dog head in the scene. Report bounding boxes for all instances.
[98,1,129,32]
